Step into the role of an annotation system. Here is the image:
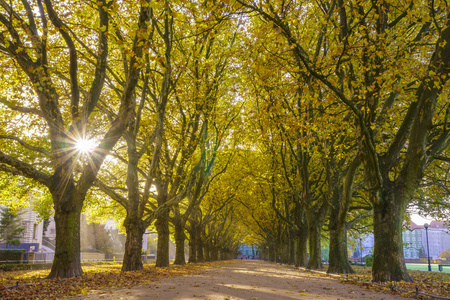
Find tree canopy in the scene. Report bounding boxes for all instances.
[0,0,449,282]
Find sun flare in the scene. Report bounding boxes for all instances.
[75,139,96,153]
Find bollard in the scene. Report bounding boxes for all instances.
[113,256,115,262]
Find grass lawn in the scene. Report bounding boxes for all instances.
[406,262,450,273]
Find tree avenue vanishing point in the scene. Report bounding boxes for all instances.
[0,0,449,284]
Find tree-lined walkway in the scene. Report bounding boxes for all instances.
[73,260,405,299]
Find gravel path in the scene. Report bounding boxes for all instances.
[74,260,406,299]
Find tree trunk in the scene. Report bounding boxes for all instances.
[173,222,186,265]
[328,157,359,274]
[155,209,170,267]
[269,244,275,262]
[307,224,323,269]
[204,242,211,261]
[122,149,145,272]
[196,229,204,261]
[372,184,412,282]
[122,217,144,271]
[288,231,295,264]
[328,223,353,274]
[274,243,280,263]
[283,240,289,263]
[295,229,308,267]
[48,196,83,278]
[188,226,197,263]
[211,245,219,261]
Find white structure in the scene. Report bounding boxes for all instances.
[422,221,450,259]
[402,226,423,259]
[19,206,44,247]
[351,220,450,260]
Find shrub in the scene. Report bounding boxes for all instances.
[0,249,25,263]
[364,254,373,267]
[0,262,52,271]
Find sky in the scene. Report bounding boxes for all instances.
[410,213,434,225]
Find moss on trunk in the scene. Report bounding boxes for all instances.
[122,217,144,272]
[48,203,83,278]
[155,209,170,268]
[174,223,186,265]
[372,188,412,282]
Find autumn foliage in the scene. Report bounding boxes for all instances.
[0,261,222,300]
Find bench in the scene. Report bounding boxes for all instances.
[438,264,450,272]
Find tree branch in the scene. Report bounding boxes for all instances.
[0,135,52,157]
[43,0,80,121]
[0,97,43,117]
[0,151,51,187]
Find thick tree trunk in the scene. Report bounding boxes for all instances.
[307,224,323,269]
[204,242,211,261]
[48,200,83,278]
[372,185,412,282]
[284,241,290,263]
[211,245,219,260]
[295,229,308,267]
[269,244,275,262]
[288,231,295,264]
[122,150,145,272]
[188,226,197,263]
[174,222,186,265]
[328,157,359,274]
[274,243,280,262]
[196,229,204,261]
[122,217,144,271]
[155,209,170,267]
[328,224,353,274]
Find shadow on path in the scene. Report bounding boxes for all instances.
[73,260,406,299]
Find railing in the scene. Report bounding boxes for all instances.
[42,237,55,250]
[0,254,157,265]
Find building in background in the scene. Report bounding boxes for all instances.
[0,205,54,263]
[350,220,450,261]
[403,223,423,259]
[421,221,450,260]
[238,244,259,259]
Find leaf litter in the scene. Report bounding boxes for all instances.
[341,266,450,299]
[0,261,224,300]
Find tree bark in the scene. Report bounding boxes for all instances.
[204,241,211,261]
[328,157,360,274]
[307,223,323,269]
[295,229,308,267]
[196,229,204,261]
[269,244,275,262]
[372,183,412,282]
[122,216,144,271]
[288,230,295,264]
[282,238,289,263]
[155,209,170,267]
[173,222,186,265]
[211,245,219,261]
[188,225,197,263]
[328,224,353,274]
[48,196,83,278]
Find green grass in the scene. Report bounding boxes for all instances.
[406,263,450,273]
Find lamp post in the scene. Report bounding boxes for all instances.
[424,223,431,272]
[360,238,363,265]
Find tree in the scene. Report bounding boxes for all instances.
[0,207,24,248]
[94,0,240,270]
[0,0,149,277]
[439,249,450,260]
[236,0,450,282]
